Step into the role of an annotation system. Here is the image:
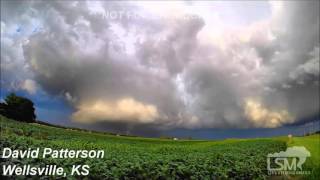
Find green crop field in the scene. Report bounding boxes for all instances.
[288,135,320,166]
[287,135,320,179]
[0,115,319,179]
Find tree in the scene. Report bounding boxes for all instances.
[0,93,36,123]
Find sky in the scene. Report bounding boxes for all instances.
[1,0,319,138]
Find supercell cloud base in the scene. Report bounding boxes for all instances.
[1,1,319,134]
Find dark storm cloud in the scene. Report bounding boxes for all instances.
[136,16,204,75]
[260,1,319,125]
[1,0,319,131]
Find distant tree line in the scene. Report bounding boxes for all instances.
[0,93,36,123]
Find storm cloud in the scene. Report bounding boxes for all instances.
[1,1,319,131]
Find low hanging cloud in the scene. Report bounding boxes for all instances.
[1,0,319,132]
[72,98,159,124]
[244,98,293,128]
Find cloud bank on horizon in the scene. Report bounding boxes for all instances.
[1,1,319,130]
